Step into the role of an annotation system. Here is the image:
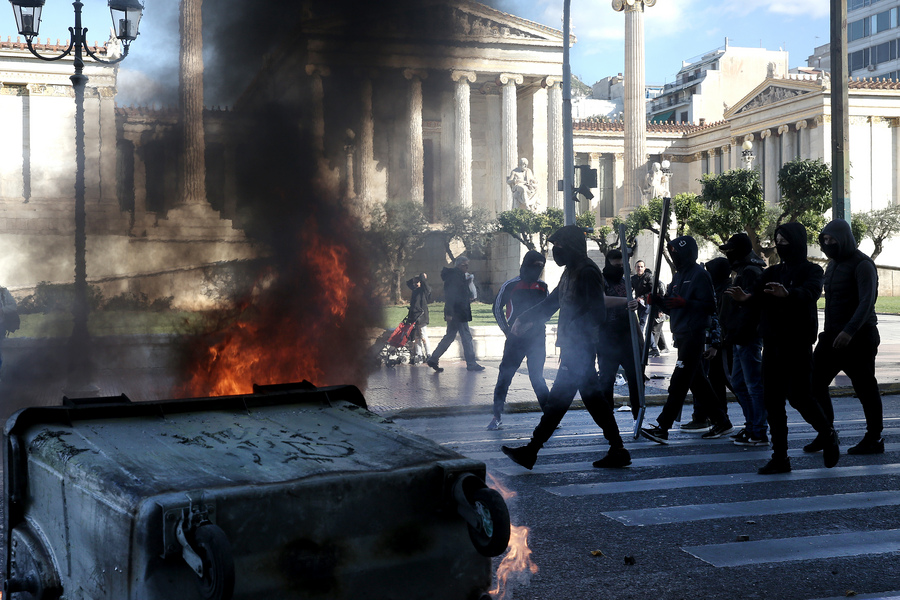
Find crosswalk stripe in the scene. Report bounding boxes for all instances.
[683,529,900,567]
[602,490,900,526]
[810,592,900,600]
[545,463,900,496]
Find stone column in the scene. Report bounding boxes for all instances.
[796,119,809,158]
[305,65,330,156]
[179,0,206,206]
[613,0,657,215]
[358,76,375,211]
[223,144,237,219]
[452,70,476,208]
[404,69,427,204]
[130,135,147,215]
[498,73,523,211]
[760,128,775,203]
[544,76,563,209]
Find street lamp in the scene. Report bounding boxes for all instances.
[8,0,143,393]
[741,139,755,170]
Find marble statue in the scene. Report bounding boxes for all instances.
[507,157,538,210]
[644,161,669,200]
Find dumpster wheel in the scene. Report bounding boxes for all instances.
[194,524,235,600]
[466,488,511,557]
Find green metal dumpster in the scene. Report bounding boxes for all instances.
[3,383,508,600]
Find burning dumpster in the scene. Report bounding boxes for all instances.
[3,383,509,600]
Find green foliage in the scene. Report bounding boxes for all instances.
[776,159,832,226]
[698,168,766,250]
[365,200,430,303]
[853,204,900,260]
[16,281,104,315]
[497,207,567,254]
[440,204,498,262]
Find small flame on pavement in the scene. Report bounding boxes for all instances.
[487,473,537,600]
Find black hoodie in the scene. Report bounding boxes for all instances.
[719,242,766,345]
[819,219,878,336]
[441,265,472,322]
[493,250,549,336]
[662,235,716,339]
[751,222,823,344]
[406,273,431,326]
[520,225,606,347]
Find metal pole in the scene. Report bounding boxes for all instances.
[620,223,646,440]
[830,0,851,221]
[562,0,575,226]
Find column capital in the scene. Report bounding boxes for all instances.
[759,128,772,139]
[497,73,524,86]
[743,133,755,143]
[612,0,656,12]
[542,76,561,88]
[451,70,477,84]
[777,124,790,135]
[305,64,331,77]
[796,119,808,130]
[404,68,428,81]
[721,145,731,154]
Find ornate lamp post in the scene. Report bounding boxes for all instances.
[741,139,755,170]
[8,0,143,392]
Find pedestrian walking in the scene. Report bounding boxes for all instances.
[640,236,734,444]
[726,222,839,473]
[405,272,432,364]
[501,225,630,469]
[488,250,551,430]
[426,256,485,372]
[633,259,668,356]
[719,233,767,446]
[811,219,882,454]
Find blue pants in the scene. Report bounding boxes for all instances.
[493,334,549,419]
[732,341,767,437]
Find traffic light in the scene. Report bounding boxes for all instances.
[574,165,597,201]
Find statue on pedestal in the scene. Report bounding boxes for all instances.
[643,161,669,200]
[507,157,538,210]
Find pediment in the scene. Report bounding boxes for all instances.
[302,0,564,45]
[726,79,822,118]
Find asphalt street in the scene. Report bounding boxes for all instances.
[396,397,900,600]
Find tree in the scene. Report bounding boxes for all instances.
[776,159,832,228]
[497,207,567,254]
[439,205,497,262]
[365,200,429,304]
[854,204,900,260]
[698,168,767,254]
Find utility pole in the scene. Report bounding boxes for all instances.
[830,0,850,221]
[562,0,575,226]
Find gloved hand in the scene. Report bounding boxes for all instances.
[664,295,686,309]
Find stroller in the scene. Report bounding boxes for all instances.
[379,319,416,367]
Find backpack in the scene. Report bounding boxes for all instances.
[0,287,19,335]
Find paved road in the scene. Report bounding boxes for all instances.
[396,397,900,600]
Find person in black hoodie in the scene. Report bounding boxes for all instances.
[641,235,734,444]
[426,256,484,372]
[719,233,768,446]
[501,225,630,469]
[488,250,550,430]
[727,221,839,473]
[813,219,882,454]
[406,272,432,365]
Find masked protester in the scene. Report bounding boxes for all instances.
[813,219,882,454]
[719,233,767,446]
[406,272,432,364]
[502,225,630,469]
[726,222,839,473]
[426,256,485,372]
[641,236,734,444]
[488,250,551,430]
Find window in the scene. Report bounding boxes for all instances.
[848,18,869,41]
[849,0,867,10]
[873,9,894,34]
[849,48,870,72]
[873,40,896,64]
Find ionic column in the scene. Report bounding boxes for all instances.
[498,73,523,211]
[404,69,427,204]
[544,76,563,209]
[778,124,791,168]
[796,119,809,158]
[305,64,330,156]
[179,0,206,206]
[760,128,775,202]
[452,70,476,208]
[358,76,374,209]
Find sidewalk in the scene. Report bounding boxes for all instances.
[365,312,900,418]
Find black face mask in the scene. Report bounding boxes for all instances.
[669,248,686,272]
[776,243,801,263]
[822,243,841,260]
[603,264,624,282]
[552,245,572,267]
[724,249,743,265]
[521,264,543,282]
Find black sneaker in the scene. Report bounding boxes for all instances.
[701,421,735,439]
[758,456,792,475]
[730,427,746,439]
[592,447,632,468]
[501,444,538,470]
[823,429,840,468]
[847,434,885,455]
[680,419,712,432]
[640,425,669,445]
[735,432,769,447]
[425,359,444,373]
[732,429,751,444]
[467,364,486,372]
[803,432,827,453]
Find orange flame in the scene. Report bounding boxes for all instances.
[181,218,354,397]
[487,472,538,600]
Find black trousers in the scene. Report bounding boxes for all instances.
[529,341,624,451]
[657,330,727,431]
[812,326,882,436]
[597,333,642,419]
[764,342,832,458]
[493,334,550,418]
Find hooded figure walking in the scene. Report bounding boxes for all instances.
[427,256,484,372]
[488,250,550,430]
[812,219,882,454]
[726,222,840,474]
[641,236,734,444]
[501,225,631,470]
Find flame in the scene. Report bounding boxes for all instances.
[180,218,354,397]
[487,472,538,600]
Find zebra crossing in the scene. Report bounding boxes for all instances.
[397,399,900,599]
